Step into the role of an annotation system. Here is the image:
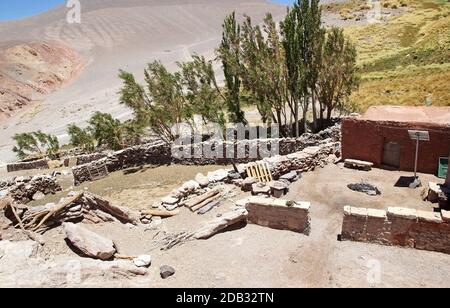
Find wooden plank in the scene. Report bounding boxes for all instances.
[197,200,221,215]
[191,194,221,212]
[184,189,220,208]
[142,209,180,217]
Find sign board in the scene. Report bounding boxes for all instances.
[439,157,448,179]
[408,130,430,141]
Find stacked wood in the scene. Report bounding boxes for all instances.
[3,191,139,233]
[183,188,221,213]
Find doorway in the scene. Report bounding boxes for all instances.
[383,142,401,169]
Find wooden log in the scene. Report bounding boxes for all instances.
[141,208,180,217]
[184,189,219,208]
[33,192,84,231]
[191,194,222,212]
[197,200,221,215]
[83,192,138,224]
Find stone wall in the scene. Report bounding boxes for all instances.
[341,206,450,254]
[72,125,341,186]
[7,159,49,173]
[246,197,311,235]
[7,175,62,203]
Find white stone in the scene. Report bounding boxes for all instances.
[207,169,229,183]
[161,196,179,205]
[195,173,210,187]
[417,211,442,223]
[180,180,200,192]
[387,207,417,220]
[133,255,152,268]
[32,191,45,201]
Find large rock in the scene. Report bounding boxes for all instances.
[63,223,116,260]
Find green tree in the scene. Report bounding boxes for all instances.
[88,112,124,150]
[316,27,359,125]
[240,13,291,136]
[67,124,96,153]
[178,54,226,128]
[12,131,60,160]
[217,12,247,125]
[119,61,193,142]
[282,0,324,135]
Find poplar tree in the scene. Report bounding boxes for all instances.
[217,12,247,125]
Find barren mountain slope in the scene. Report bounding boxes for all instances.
[0,0,286,162]
[0,41,83,119]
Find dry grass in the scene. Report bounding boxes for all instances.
[336,0,450,111]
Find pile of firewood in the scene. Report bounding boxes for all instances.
[2,191,139,234]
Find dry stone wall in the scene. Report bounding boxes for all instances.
[72,125,341,186]
[5,175,62,203]
[7,158,49,173]
[341,206,450,254]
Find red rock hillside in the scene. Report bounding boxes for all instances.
[0,41,83,119]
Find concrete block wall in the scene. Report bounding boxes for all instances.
[246,197,311,235]
[341,206,450,254]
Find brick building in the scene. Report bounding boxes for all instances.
[342,106,450,175]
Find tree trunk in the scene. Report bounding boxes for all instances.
[294,101,299,138]
[311,90,317,133]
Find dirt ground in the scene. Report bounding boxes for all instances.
[1,163,450,288]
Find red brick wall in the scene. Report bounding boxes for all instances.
[342,118,450,175]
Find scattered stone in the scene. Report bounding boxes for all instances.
[195,173,210,187]
[180,180,200,193]
[348,182,381,196]
[207,169,229,183]
[279,171,299,182]
[163,203,179,211]
[242,177,257,192]
[269,181,289,198]
[161,196,179,205]
[252,183,271,196]
[160,265,175,279]
[63,223,116,260]
[32,191,46,201]
[133,255,152,268]
[228,171,241,181]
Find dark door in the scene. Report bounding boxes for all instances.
[383,142,401,169]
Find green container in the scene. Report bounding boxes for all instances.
[439,157,448,179]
